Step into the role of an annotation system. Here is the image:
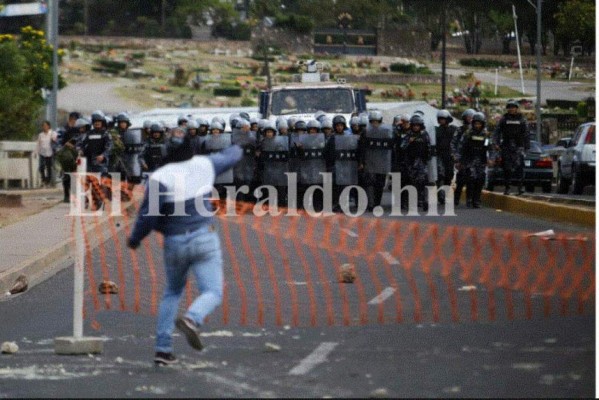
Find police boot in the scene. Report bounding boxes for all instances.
[517,184,525,195]
[454,185,462,206]
[473,183,483,208]
[503,185,510,195]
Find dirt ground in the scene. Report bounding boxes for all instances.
[0,190,63,229]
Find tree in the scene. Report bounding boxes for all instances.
[555,0,595,56]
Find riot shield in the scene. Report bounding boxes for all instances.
[427,128,438,183]
[363,125,394,175]
[122,129,144,180]
[232,131,257,184]
[204,133,233,184]
[261,136,289,186]
[298,133,326,185]
[334,134,359,185]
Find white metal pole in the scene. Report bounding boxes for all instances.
[568,55,574,81]
[512,5,526,95]
[73,157,86,339]
[494,68,498,95]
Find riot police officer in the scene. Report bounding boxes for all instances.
[361,110,393,211]
[350,116,361,136]
[78,110,113,174]
[451,108,475,206]
[435,109,457,204]
[177,115,188,128]
[115,112,144,186]
[493,100,530,195]
[401,114,432,211]
[307,119,321,135]
[277,118,289,136]
[232,119,257,202]
[142,123,166,173]
[456,112,491,208]
[392,114,410,209]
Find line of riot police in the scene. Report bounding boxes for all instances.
[55,100,528,212]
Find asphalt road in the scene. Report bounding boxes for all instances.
[429,65,594,102]
[0,199,594,398]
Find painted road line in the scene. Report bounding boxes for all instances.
[368,287,397,305]
[339,228,358,237]
[378,251,400,265]
[288,342,339,376]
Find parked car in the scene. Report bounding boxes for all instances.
[486,140,553,193]
[556,122,596,194]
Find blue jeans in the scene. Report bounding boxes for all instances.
[155,225,223,353]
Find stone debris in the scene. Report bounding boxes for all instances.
[9,275,28,295]
[1,341,19,354]
[339,263,356,283]
[98,281,118,295]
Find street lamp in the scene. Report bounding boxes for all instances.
[337,12,352,55]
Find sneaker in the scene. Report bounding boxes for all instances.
[175,317,203,351]
[154,352,178,365]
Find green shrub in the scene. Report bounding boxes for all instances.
[389,63,432,74]
[131,52,145,60]
[214,87,242,97]
[96,59,127,71]
[459,58,511,68]
[241,96,256,107]
[546,99,580,110]
[275,14,314,34]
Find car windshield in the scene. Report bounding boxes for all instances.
[271,88,354,115]
[528,142,543,154]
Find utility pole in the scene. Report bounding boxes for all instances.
[535,0,542,143]
[46,0,59,129]
[440,4,447,109]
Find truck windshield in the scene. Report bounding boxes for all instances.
[271,88,354,115]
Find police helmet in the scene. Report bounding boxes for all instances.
[263,120,277,134]
[143,120,153,130]
[238,119,251,129]
[150,123,164,133]
[250,117,259,125]
[414,110,425,117]
[368,110,383,122]
[69,111,81,120]
[506,99,519,109]
[177,114,188,125]
[409,114,425,126]
[229,113,240,125]
[75,117,91,129]
[332,115,347,128]
[115,112,131,126]
[276,117,289,130]
[230,117,241,130]
[287,117,298,129]
[294,120,307,132]
[212,116,226,129]
[210,121,224,132]
[472,112,486,125]
[314,110,327,123]
[436,109,453,123]
[359,115,369,127]
[462,108,476,120]
[197,118,209,128]
[307,119,321,131]
[239,112,251,121]
[350,116,360,126]
[91,110,106,123]
[393,115,403,125]
[321,117,333,130]
[187,120,199,130]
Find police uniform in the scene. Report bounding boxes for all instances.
[456,125,490,208]
[493,108,530,195]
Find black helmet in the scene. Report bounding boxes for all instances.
[91,110,106,123]
[294,120,307,132]
[115,112,131,126]
[409,114,424,126]
[69,111,81,120]
[150,123,164,133]
[332,115,347,128]
[436,109,453,123]
[461,108,475,120]
[506,99,519,109]
[239,112,251,121]
[472,112,486,125]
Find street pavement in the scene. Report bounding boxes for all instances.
[0,197,594,398]
[428,65,594,102]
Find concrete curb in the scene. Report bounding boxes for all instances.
[481,191,595,228]
[0,198,139,299]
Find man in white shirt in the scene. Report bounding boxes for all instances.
[37,120,58,187]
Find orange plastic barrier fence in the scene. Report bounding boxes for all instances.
[78,182,595,329]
